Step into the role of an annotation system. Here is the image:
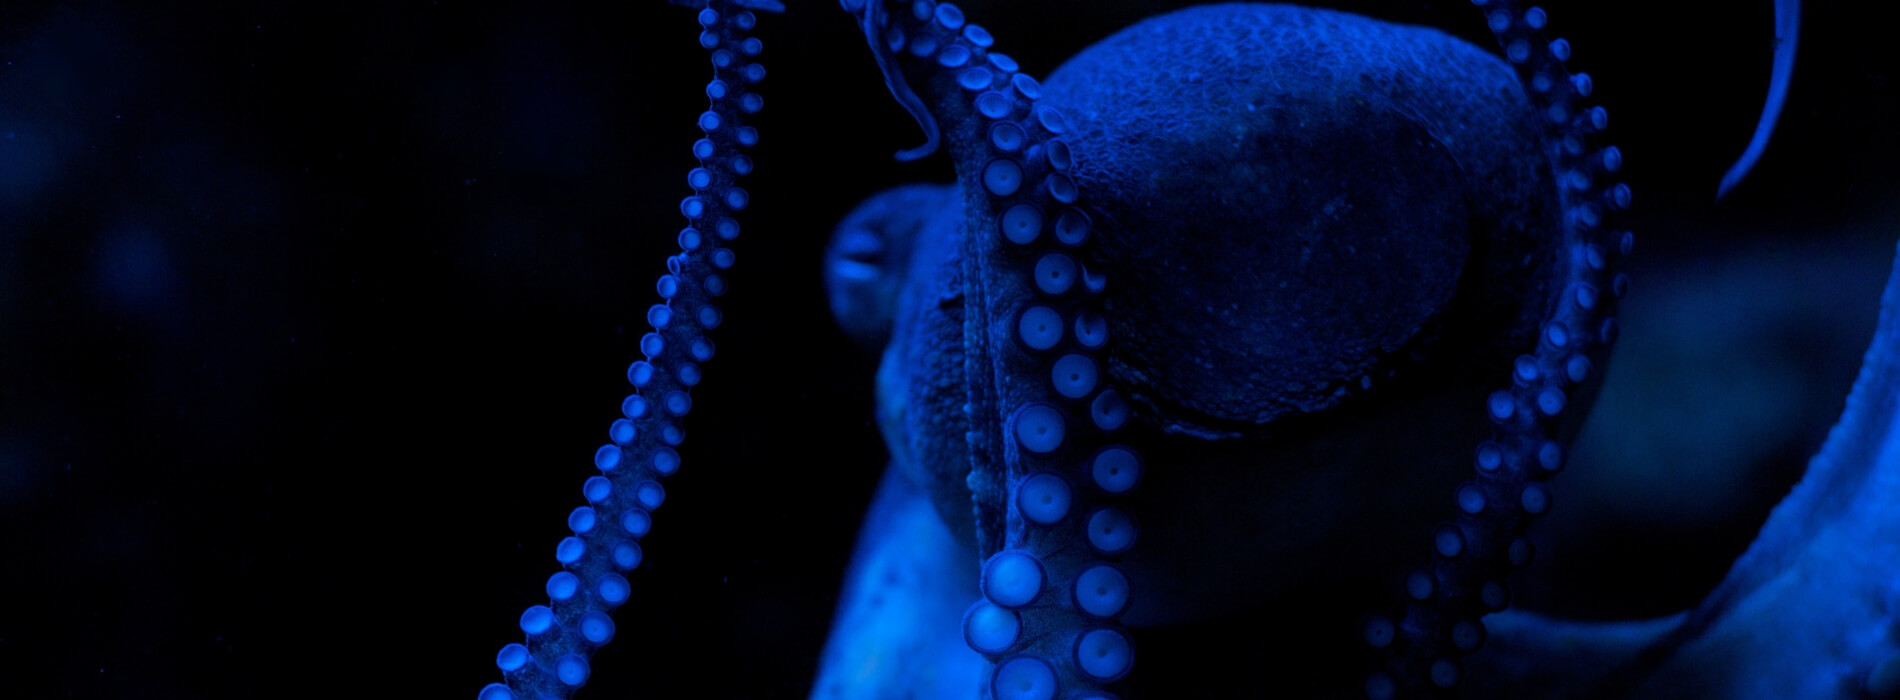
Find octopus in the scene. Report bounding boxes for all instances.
[470,1,1900,698]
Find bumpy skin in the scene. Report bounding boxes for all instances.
[818,1,1886,699]
[1042,5,1561,438]
[477,0,1892,698]
[825,3,1589,697]
[886,0,1571,621]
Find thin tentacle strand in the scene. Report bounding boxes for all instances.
[1717,0,1799,200]
[1364,1,1634,697]
[476,2,772,698]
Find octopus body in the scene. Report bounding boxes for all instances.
[822,2,1621,695]
[476,1,1900,699]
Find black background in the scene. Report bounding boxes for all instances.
[2,0,1896,697]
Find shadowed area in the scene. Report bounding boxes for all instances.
[1043,3,1558,436]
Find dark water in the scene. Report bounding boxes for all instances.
[2,1,1895,697]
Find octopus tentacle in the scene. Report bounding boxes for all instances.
[844,0,944,161]
[1717,0,1800,200]
[842,2,1144,696]
[476,2,772,698]
[1364,1,1634,697]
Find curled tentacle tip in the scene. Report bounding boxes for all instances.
[886,94,935,160]
[1717,0,1800,201]
[846,0,940,161]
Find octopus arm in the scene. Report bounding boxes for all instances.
[1466,239,1900,699]
[1634,239,1900,698]
[1716,0,1800,200]
[847,0,942,161]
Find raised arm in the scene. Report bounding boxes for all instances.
[477,1,776,698]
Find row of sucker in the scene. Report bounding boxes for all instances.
[1363,1,1633,697]
[477,2,769,698]
[874,2,1141,698]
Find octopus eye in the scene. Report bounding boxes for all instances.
[831,229,886,280]
[827,183,955,349]
[825,224,896,349]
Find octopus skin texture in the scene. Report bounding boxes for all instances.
[475,1,1900,699]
